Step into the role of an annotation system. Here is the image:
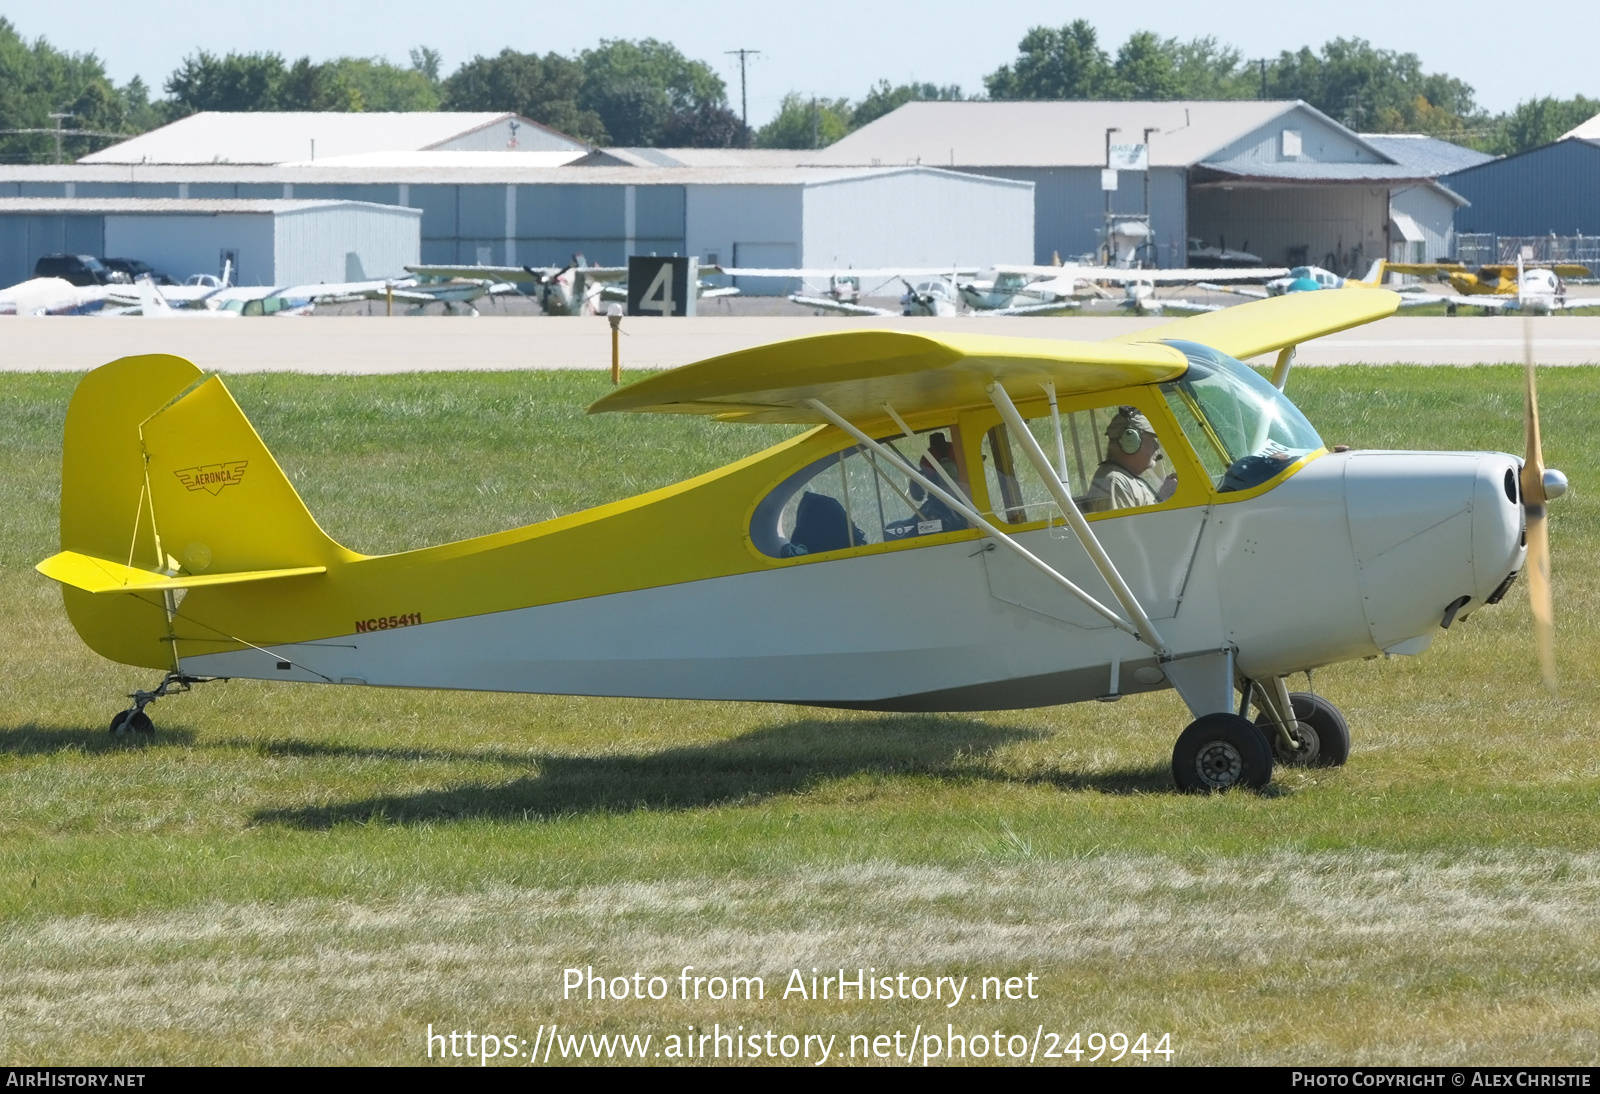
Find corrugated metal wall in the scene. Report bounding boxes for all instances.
[685,185,803,294]
[1207,107,1384,168]
[1390,186,1457,263]
[103,214,275,285]
[1447,140,1600,236]
[0,215,105,284]
[435,118,582,153]
[1189,184,1388,273]
[273,205,420,284]
[957,166,1186,266]
[801,171,1032,271]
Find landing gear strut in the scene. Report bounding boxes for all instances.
[1253,691,1350,768]
[108,672,215,737]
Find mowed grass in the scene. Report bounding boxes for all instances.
[2,365,1598,1066]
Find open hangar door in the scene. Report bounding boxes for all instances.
[1187,182,1389,275]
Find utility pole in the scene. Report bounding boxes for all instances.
[725,48,760,146]
[1143,126,1157,267]
[48,113,72,165]
[1103,127,1120,266]
[811,97,819,149]
[1257,59,1268,99]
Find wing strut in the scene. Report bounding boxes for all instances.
[803,397,1148,644]
[986,382,1172,658]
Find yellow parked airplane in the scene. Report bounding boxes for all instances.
[36,290,1562,791]
[1388,260,1592,301]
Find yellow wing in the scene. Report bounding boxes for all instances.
[1110,288,1402,362]
[588,329,1188,424]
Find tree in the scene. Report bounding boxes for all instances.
[313,58,439,111]
[1110,32,1183,100]
[166,51,439,114]
[756,93,851,149]
[577,39,726,146]
[984,20,1112,100]
[661,101,746,147]
[1267,38,1478,135]
[0,17,146,162]
[441,49,606,143]
[409,47,442,87]
[1486,95,1600,155]
[165,51,289,113]
[851,80,964,129]
[1169,37,1256,99]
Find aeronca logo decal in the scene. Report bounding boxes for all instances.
[174,461,249,495]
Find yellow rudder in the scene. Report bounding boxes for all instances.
[47,356,359,669]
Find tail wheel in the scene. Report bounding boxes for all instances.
[1172,713,1273,793]
[1256,692,1349,768]
[109,710,154,736]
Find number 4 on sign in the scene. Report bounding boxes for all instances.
[639,264,674,316]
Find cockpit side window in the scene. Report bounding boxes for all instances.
[981,401,1179,524]
[750,425,971,559]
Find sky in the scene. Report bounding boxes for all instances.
[6,1,1597,121]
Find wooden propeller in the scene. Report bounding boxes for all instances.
[1521,318,1565,692]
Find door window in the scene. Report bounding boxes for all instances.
[981,402,1178,525]
[750,426,971,558]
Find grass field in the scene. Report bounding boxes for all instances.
[1,365,1597,1066]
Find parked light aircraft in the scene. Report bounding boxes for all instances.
[411,255,740,316]
[707,267,983,318]
[1387,257,1595,314]
[0,277,116,316]
[35,290,1564,792]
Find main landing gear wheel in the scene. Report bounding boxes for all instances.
[1256,692,1350,768]
[109,709,154,736]
[1172,713,1274,793]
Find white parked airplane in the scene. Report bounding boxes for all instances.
[0,277,117,316]
[411,255,740,316]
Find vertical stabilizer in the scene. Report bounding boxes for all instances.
[53,357,357,669]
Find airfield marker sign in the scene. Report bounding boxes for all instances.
[628,256,697,318]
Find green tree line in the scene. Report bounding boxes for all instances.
[2,15,1596,164]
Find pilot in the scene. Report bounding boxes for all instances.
[1087,408,1178,513]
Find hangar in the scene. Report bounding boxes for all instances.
[0,197,420,287]
[78,111,586,165]
[1444,138,1600,238]
[809,100,1460,272]
[0,163,1031,287]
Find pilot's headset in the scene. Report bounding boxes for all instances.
[1107,407,1154,456]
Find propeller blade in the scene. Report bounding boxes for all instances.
[1525,509,1556,691]
[1520,317,1557,692]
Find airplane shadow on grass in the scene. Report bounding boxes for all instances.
[0,722,198,754]
[253,714,1177,829]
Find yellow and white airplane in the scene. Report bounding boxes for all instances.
[36,290,1563,792]
[1387,257,1594,314]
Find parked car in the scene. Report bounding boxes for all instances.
[101,258,175,285]
[32,255,130,286]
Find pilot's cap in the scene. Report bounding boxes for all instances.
[1105,407,1155,439]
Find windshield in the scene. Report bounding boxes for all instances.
[1159,340,1324,493]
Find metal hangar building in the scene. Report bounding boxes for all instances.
[808,100,1462,273]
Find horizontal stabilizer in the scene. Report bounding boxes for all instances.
[37,551,325,596]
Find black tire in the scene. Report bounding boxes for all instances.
[1172,713,1274,793]
[1255,692,1349,768]
[109,709,153,736]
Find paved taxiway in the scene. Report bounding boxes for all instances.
[2,315,1598,373]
